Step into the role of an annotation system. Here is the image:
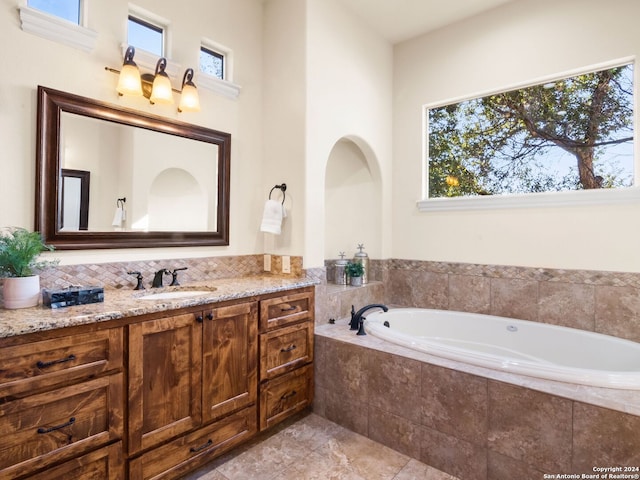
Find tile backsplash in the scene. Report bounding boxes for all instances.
[36,254,304,291]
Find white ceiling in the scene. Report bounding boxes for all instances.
[338,0,516,44]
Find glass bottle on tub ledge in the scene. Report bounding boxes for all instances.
[334,252,348,285]
[353,244,369,284]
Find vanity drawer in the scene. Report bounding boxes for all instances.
[259,322,313,381]
[0,328,123,399]
[259,364,313,431]
[128,406,257,480]
[0,374,124,479]
[26,442,124,480]
[259,290,314,331]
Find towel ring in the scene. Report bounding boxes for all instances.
[269,184,287,204]
[116,197,126,208]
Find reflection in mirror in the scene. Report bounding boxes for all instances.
[36,86,231,249]
[60,113,218,232]
[60,169,90,231]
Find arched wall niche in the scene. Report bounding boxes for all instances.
[324,136,382,260]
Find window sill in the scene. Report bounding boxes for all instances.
[417,187,640,212]
[20,6,97,53]
[198,74,241,100]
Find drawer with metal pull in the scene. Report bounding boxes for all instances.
[259,322,313,381]
[259,364,313,431]
[259,290,314,331]
[0,328,123,399]
[0,374,124,478]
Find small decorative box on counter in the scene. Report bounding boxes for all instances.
[42,286,104,309]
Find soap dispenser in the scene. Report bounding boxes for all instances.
[334,252,348,285]
[353,244,370,284]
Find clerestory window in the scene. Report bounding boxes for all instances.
[127,15,164,56]
[200,46,224,80]
[27,0,80,24]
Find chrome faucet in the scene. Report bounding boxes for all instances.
[152,269,170,288]
[350,304,389,335]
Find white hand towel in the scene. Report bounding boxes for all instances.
[112,207,123,227]
[260,199,284,234]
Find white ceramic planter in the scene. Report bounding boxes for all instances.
[3,275,40,309]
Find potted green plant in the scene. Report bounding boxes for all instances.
[0,227,56,309]
[345,261,364,287]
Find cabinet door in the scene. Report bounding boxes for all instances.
[128,313,203,454]
[202,302,258,423]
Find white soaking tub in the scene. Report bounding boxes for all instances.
[364,308,640,389]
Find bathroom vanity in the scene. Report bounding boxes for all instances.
[0,278,315,479]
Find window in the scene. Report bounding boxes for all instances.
[200,46,224,80]
[128,15,164,56]
[426,63,634,200]
[27,0,80,24]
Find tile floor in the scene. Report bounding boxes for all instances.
[184,412,459,480]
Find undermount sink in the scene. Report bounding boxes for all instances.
[137,288,216,300]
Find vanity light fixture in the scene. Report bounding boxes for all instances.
[106,46,201,112]
[148,57,173,104]
[116,46,143,96]
[178,68,200,112]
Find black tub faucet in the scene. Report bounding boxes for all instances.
[152,269,170,288]
[350,304,389,335]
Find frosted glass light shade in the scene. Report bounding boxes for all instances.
[116,63,143,96]
[179,83,200,112]
[150,73,174,104]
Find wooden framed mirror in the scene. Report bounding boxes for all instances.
[35,86,230,249]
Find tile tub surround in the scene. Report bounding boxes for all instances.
[314,319,640,480]
[322,259,640,343]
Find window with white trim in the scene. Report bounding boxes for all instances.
[27,0,80,24]
[200,46,224,80]
[425,62,634,200]
[127,15,164,56]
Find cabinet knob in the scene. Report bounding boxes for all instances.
[196,315,203,323]
[206,312,214,321]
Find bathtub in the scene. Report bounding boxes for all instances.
[364,308,640,389]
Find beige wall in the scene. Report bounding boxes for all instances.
[0,0,264,265]
[393,0,640,272]
[4,0,638,274]
[305,0,393,267]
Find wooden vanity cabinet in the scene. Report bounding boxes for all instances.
[258,288,315,430]
[0,285,313,479]
[0,327,124,480]
[127,300,258,480]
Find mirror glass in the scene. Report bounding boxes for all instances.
[36,86,230,249]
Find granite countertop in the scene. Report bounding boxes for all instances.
[0,275,316,339]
